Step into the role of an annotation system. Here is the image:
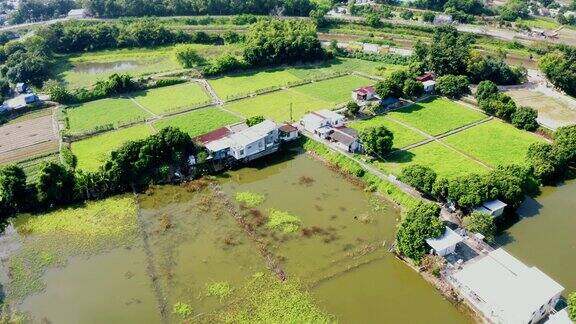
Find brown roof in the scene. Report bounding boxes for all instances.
[193,127,231,144]
[279,123,298,133]
[354,86,375,94]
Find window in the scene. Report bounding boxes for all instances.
[239,149,244,156]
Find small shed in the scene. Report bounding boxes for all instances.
[15,82,27,94]
[330,127,360,153]
[474,199,507,218]
[422,80,436,93]
[416,72,434,82]
[67,9,88,19]
[352,86,376,102]
[426,226,463,257]
[434,14,453,25]
[278,123,299,142]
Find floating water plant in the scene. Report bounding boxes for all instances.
[172,302,193,318]
[235,192,265,208]
[266,209,301,234]
[206,281,233,301]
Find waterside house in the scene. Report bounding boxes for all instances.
[426,226,464,257]
[300,110,361,153]
[450,248,564,324]
[474,199,507,218]
[195,119,298,163]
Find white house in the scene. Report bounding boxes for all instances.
[474,199,507,217]
[330,127,361,153]
[434,14,453,25]
[300,110,345,136]
[547,308,572,324]
[15,82,27,94]
[67,9,88,19]
[352,86,377,102]
[278,123,299,142]
[422,80,436,93]
[451,248,564,324]
[426,226,463,257]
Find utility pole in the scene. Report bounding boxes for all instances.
[290,103,293,122]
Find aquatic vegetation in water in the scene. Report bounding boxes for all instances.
[235,191,265,208]
[298,175,315,186]
[172,302,193,319]
[266,209,301,233]
[182,177,213,193]
[6,196,139,303]
[212,274,334,323]
[206,281,233,301]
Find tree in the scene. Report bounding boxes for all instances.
[375,70,409,99]
[447,173,495,209]
[512,106,538,131]
[345,101,360,116]
[539,48,576,97]
[463,212,496,241]
[402,79,424,99]
[36,162,76,207]
[554,125,576,163]
[174,45,206,68]
[475,80,499,102]
[400,10,414,20]
[479,93,517,121]
[422,12,436,23]
[467,52,526,85]
[568,292,576,322]
[365,13,382,27]
[246,115,265,127]
[526,143,566,184]
[396,202,445,262]
[359,126,394,158]
[435,75,470,98]
[0,165,28,220]
[487,165,530,208]
[423,26,474,77]
[400,164,437,196]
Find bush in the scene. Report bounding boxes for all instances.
[246,115,265,127]
[174,44,206,68]
[568,292,576,322]
[435,75,470,98]
[512,106,538,131]
[172,302,193,318]
[475,80,499,102]
[346,101,360,116]
[479,93,517,121]
[359,126,394,158]
[402,79,424,99]
[463,212,496,241]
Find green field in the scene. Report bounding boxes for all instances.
[375,141,489,177]
[57,44,241,88]
[66,98,151,134]
[132,82,212,115]
[443,119,545,167]
[208,69,302,100]
[72,124,153,172]
[224,89,331,122]
[349,116,427,149]
[387,97,486,135]
[516,17,560,30]
[153,107,242,137]
[17,153,60,183]
[287,58,405,79]
[291,75,372,104]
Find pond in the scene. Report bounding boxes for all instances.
[73,60,146,75]
[496,180,576,293]
[5,152,471,323]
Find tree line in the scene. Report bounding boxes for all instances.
[0,127,198,232]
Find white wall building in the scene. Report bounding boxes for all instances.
[426,226,463,257]
[451,248,564,324]
[67,9,88,19]
[474,199,507,217]
[300,110,345,136]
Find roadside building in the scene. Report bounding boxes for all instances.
[474,199,507,217]
[67,9,88,19]
[434,14,453,25]
[451,248,564,324]
[426,226,463,257]
[416,72,435,82]
[329,127,361,153]
[352,86,377,102]
[15,82,27,94]
[300,110,346,136]
[422,80,436,93]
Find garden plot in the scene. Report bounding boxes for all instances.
[153,107,242,137]
[287,58,405,79]
[66,97,151,134]
[131,82,212,115]
[387,97,486,136]
[291,75,373,105]
[349,116,427,150]
[208,69,302,100]
[72,124,153,172]
[443,119,546,167]
[224,89,331,123]
[374,141,489,178]
[0,115,59,165]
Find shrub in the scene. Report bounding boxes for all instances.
[246,115,265,127]
[266,208,301,233]
[402,79,424,99]
[511,106,538,131]
[346,101,360,116]
[568,292,576,322]
[174,44,206,68]
[475,80,499,102]
[235,191,265,208]
[463,211,496,241]
[172,302,193,318]
[435,75,470,98]
[206,281,233,301]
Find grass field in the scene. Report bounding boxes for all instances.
[153,107,242,137]
[291,75,372,104]
[349,116,426,149]
[387,97,486,135]
[17,153,60,184]
[443,119,545,167]
[208,69,302,100]
[57,44,242,88]
[375,141,489,177]
[516,17,560,30]
[66,97,151,133]
[132,82,212,115]
[72,124,153,172]
[224,89,331,122]
[287,58,405,79]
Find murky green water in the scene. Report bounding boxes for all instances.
[496,180,576,293]
[11,153,470,323]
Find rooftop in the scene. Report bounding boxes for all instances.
[316,109,345,121]
[453,248,564,323]
[354,86,376,94]
[426,226,463,252]
[330,127,358,146]
[279,123,298,133]
[483,199,507,212]
[193,127,231,144]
